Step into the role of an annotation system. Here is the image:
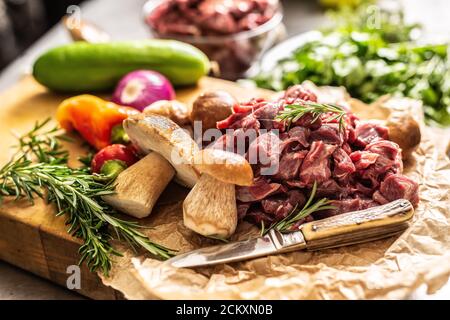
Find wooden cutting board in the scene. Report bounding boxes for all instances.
[0,76,272,299]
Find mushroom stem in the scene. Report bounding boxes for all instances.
[183,174,237,238]
[103,153,175,218]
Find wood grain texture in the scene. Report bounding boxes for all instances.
[301,199,414,250]
[0,76,272,299]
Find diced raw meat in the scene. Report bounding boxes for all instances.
[354,182,373,197]
[314,197,378,219]
[232,98,266,114]
[252,102,284,130]
[283,84,318,102]
[280,127,310,152]
[354,121,389,148]
[310,123,345,145]
[260,190,306,220]
[211,84,419,229]
[360,140,402,187]
[246,131,281,176]
[261,195,285,214]
[341,142,352,154]
[245,208,274,225]
[372,190,389,205]
[288,189,306,207]
[272,150,307,181]
[230,113,260,131]
[299,141,336,186]
[293,112,322,130]
[379,174,419,206]
[333,148,356,179]
[350,151,379,170]
[148,0,277,36]
[316,179,343,198]
[216,112,248,129]
[236,177,282,202]
[209,128,257,155]
[237,203,251,219]
[365,140,400,161]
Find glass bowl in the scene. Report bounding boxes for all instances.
[143,0,285,80]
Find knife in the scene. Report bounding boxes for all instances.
[168,199,414,268]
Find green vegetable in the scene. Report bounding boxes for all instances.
[110,124,130,145]
[33,40,210,92]
[253,5,450,126]
[98,159,127,181]
[0,119,175,275]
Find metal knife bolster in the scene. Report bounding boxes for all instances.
[268,229,307,253]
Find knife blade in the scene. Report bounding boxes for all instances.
[168,199,414,268]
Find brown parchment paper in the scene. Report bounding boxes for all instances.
[100,94,450,300]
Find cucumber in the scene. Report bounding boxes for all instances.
[33,40,210,92]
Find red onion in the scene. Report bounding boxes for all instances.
[111,70,175,111]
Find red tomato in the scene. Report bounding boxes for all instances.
[91,144,138,173]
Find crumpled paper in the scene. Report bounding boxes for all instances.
[100,91,450,300]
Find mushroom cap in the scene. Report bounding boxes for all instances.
[143,100,190,126]
[193,149,253,186]
[124,114,200,188]
[190,90,235,130]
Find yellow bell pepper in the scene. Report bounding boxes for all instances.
[56,94,139,150]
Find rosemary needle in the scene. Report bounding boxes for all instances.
[276,102,347,132]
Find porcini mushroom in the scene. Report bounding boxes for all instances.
[143,100,190,126]
[385,114,421,158]
[183,148,253,238]
[103,113,199,218]
[124,114,200,188]
[190,90,235,131]
[102,153,174,218]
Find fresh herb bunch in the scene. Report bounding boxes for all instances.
[261,182,335,235]
[253,5,450,126]
[0,119,175,275]
[277,102,346,131]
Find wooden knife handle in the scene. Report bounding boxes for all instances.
[301,199,414,251]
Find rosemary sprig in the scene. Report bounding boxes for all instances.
[276,102,347,132]
[12,118,70,164]
[205,235,229,243]
[265,182,336,234]
[260,220,266,237]
[0,119,175,275]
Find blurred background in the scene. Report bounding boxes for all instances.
[0,0,373,72]
[1,0,448,72]
[0,0,84,70]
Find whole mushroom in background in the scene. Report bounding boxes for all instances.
[191,90,236,131]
